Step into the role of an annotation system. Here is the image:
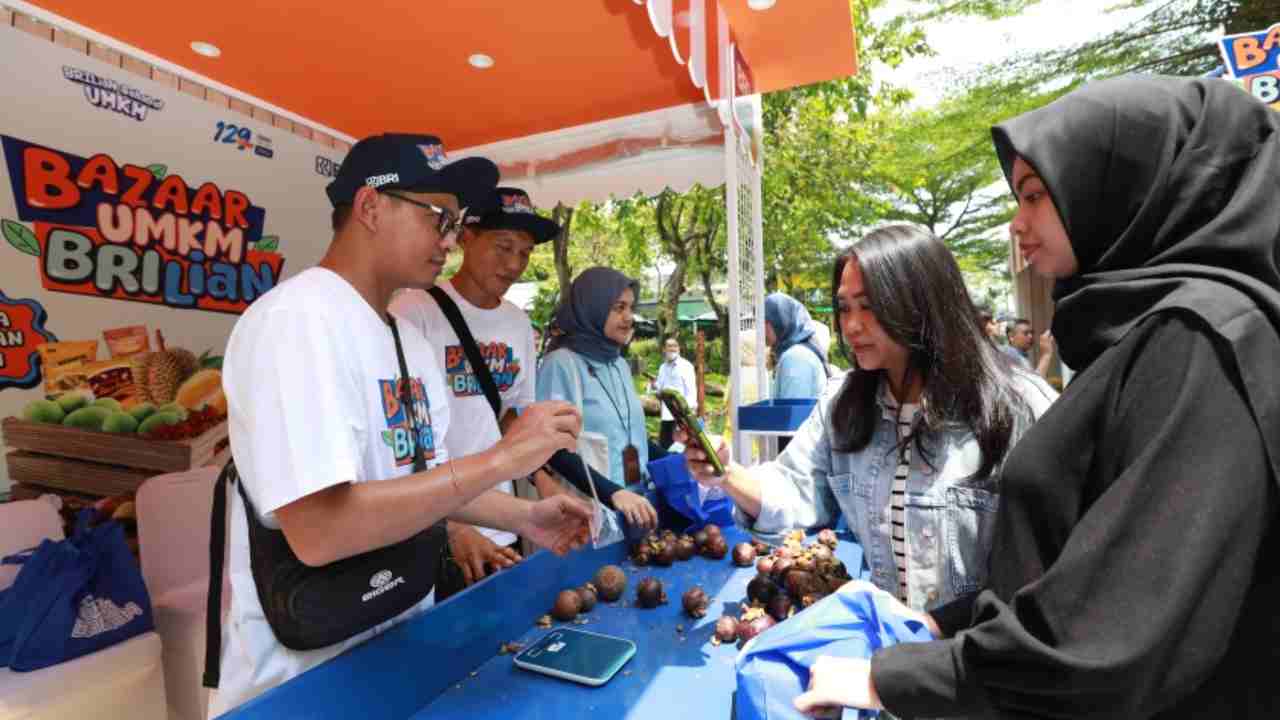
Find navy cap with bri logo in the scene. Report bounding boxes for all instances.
[470,187,562,244]
[325,133,499,215]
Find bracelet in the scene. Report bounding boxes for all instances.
[448,458,462,495]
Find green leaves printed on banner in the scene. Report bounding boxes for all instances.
[146,164,168,179]
[256,235,280,252]
[2,219,40,257]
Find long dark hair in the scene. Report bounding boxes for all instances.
[829,224,1029,480]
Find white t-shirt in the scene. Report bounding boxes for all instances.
[209,267,451,718]
[389,279,536,546]
[654,355,696,422]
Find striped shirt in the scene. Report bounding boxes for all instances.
[891,403,918,603]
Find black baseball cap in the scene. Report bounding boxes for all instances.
[470,187,562,244]
[325,133,499,214]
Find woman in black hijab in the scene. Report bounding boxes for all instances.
[794,75,1280,719]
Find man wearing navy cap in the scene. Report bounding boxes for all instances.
[211,140,591,716]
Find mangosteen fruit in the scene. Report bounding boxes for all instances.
[702,535,729,559]
[770,557,795,581]
[675,536,697,561]
[714,615,740,643]
[576,584,598,612]
[785,569,819,598]
[654,542,677,567]
[551,589,582,621]
[756,556,775,576]
[746,574,778,605]
[682,586,710,618]
[736,607,776,643]
[766,593,793,622]
[636,577,667,608]
[732,542,757,567]
[594,565,628,602]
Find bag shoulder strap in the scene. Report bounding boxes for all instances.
[426,286,502,421]
[203,459,236,689]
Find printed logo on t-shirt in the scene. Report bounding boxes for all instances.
[443,342,521,397]
[377,376,436,467]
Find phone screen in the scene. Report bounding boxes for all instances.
[658,389,725,475]
[514,629,636,684]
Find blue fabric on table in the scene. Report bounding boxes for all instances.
[734,583,933,720]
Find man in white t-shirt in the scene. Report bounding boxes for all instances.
[209,136,590,717]
[650,336,696,449]
[390,186,566,596]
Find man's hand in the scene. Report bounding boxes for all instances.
[1038,330,1055,357]
[496,401,581,480]
[612,489,658,529]
[684,434,733,487]
[532,467,569,499]
[447,522,521,586]
[793,656,881,718]
[517,494,593,555]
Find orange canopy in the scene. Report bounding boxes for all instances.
[21,0,856,148]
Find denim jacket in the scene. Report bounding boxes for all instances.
[739,372,1057,613]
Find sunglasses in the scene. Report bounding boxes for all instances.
[381,191,467,240]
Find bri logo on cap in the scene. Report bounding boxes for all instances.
[365,173,399,188]
[418,144,447,170]
[501,193,536,215]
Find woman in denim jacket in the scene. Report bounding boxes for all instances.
[687,224,1056,613]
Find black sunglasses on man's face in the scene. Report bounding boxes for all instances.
[382,190,467,241]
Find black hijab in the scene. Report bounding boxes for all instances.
[993,74,1280,486]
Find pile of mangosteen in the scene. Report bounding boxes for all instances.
[629,525,729,566]
[711,528,850,646]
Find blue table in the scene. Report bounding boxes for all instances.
[222,527,866,720]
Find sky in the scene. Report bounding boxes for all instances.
[873,0,1155,107]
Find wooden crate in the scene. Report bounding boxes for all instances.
[2,417,229,496]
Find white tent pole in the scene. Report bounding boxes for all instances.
[750,96,768,409]
[724,53,745,466]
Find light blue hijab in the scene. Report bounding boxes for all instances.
[765,292,823,361]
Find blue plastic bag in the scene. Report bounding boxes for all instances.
[734,582,934,720]
[646,453,735,532]
[0,510,153,671]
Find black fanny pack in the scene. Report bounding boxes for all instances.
[203,317,447,688]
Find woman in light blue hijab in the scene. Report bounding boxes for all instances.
[764,291,828,400]
[537,267,658,528]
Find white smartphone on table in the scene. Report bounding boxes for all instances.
[512,628,636,686]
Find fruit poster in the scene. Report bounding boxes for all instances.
[0,26,345,489]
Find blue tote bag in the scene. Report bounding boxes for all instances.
[734,581,934,720]
[0,510,153,671]
[646,453,736,532]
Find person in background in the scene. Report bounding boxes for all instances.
[650,336,696,449]
[793,75,1280,719]
[687,222,1055,621]
[808,319,835,376]
[1004,317,1054,378]
[390,186,563,597]
[764,292,828,401]
[537,267,659,529]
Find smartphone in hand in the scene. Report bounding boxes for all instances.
[657,388,725,476]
